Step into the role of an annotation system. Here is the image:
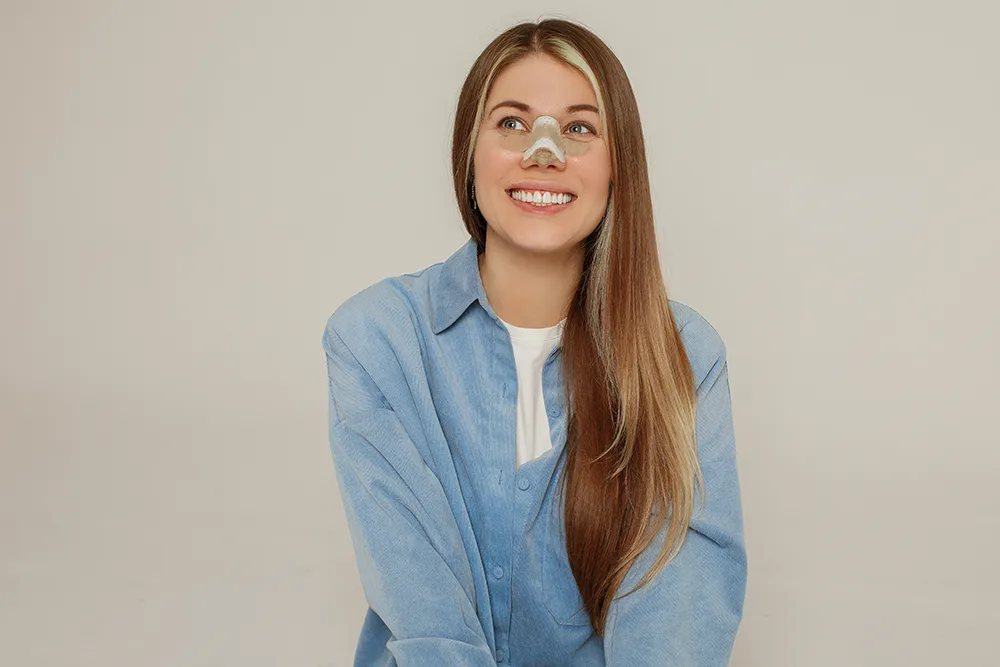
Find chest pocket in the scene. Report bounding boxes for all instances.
[540,502,593,627]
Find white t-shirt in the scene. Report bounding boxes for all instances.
[497,315,566,470]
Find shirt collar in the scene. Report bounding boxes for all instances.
[429,238,565,355]
[430,237,490,334]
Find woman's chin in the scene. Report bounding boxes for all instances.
[505,226,578,253]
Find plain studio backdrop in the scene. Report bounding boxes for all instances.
[1,1,997,665]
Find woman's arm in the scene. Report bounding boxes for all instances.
[323,323,497,666]
[603,319,748,666]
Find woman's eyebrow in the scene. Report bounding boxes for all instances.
[488,100,599,116]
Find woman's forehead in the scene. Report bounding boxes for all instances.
[486,57,598,113]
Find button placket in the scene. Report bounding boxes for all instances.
[488,317,514,664]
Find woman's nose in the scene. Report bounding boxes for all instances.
[521,147,567,170]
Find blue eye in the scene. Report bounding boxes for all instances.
[499,117,526,131]
[568,122,595,135]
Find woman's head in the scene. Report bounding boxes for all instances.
[451,19,700,639]
[471,52,611,255]
[452,19,651,263]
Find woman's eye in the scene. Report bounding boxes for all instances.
[499,117,526,131]
[568,122,595,135]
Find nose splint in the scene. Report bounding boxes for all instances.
[498,115,594,167]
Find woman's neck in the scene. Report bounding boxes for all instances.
[477,230,581,328]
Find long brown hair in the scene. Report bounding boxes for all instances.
[450,18,702,637]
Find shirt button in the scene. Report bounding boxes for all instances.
[492,565,504,580]
[548,405,560,417]
[517,477,530,491]
[496,649,505,662]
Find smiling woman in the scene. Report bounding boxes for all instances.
[324,17,747,667]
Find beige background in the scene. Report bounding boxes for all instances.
[2,1,997,665]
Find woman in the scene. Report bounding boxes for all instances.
[322,18,747,666]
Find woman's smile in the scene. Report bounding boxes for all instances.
[505,188,577,215]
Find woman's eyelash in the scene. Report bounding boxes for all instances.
[498,116,596,135]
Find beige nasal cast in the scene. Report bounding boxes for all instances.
[498,115,593,167]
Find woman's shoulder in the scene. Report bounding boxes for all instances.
[321,260,443,361]
[667,298,728,380]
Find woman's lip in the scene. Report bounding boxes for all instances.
[506,190,575,214]
[507,182,576,195]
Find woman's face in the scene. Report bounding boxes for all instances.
[473,53,612,255]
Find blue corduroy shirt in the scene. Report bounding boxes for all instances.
[322,237,747,666]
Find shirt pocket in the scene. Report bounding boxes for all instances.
[540,506,593,627]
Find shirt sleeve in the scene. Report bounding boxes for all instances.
[322,323,497,666]
[602,327,748,666]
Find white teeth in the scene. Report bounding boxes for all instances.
[508,189,574,207]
